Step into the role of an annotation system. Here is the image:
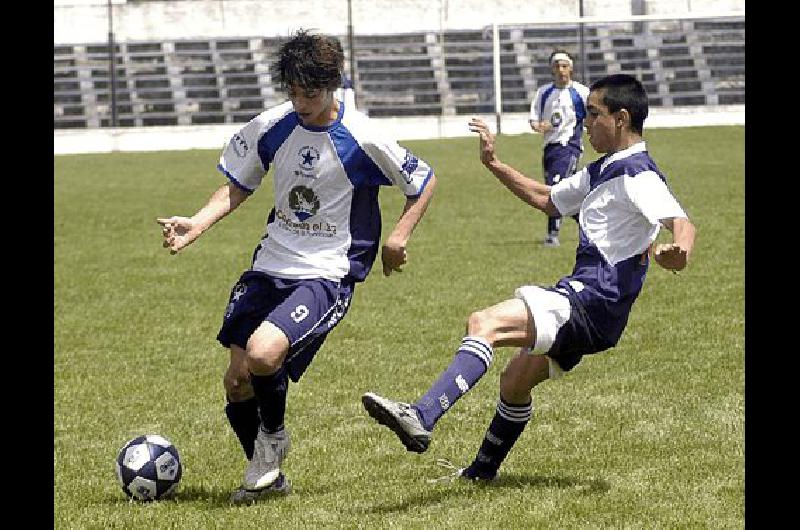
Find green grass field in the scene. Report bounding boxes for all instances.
[54,126,744,528]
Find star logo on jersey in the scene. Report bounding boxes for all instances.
[550,111,563,127]
[298,146,321,171]
[288,185,320,221]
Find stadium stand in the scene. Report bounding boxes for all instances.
[54,17,744,129]
[353,32,443,117]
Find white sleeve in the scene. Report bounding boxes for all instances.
[578,83,590,103]
[217,116,269,192]
[529,89,542,121]
[623,171,688,224]
[362,135,433,197]
[550,166,590,216]
[218,105,293,192]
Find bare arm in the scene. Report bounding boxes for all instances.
[381,173,437,276]
[470,117,559,217]
[653,216,696,272]
[157,181,250,254]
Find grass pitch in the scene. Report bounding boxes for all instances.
[55,126,744,528]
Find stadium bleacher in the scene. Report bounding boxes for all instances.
[353,32,443,117]
[53,17,744,129]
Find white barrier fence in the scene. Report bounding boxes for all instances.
[54,104,744,155]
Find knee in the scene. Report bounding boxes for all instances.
[246,345,285,375]
[246,322,290,375]
[466,309,494,340]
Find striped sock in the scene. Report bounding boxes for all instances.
[463,397,532,480]
[413,336,493,431]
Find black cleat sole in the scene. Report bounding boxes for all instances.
[362,394,429,454]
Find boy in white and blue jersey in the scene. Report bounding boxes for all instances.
[529,50,590,247]
[158,30,436,502]
[363,74,695,481]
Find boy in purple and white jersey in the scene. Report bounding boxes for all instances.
[529,50,590,247]
[363,74,695,481]
[158,29,436,502]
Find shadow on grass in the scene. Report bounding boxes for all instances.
[366,473,610,515]
[490,472,610,494]
[172,485,239,506]
[102,486,239,507]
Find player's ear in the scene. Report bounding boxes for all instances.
[615,109,631,129]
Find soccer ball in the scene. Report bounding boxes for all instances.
[115,434,182,501]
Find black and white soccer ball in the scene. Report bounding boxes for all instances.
[115,434,182,501]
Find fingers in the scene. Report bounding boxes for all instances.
[381,249,407,277]
[382,260,403,276]
[157,216,184,254]
[654,243,675,255]
[468,117,490,134]
[654,243,686,258]
[158,217,176,240]
[653,244,687,274]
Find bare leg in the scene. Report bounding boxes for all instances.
[223,345,258,459]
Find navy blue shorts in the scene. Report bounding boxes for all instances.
[515,284,615,374]
[216,270,354,382]
[542,143,581,186]
[545,288,614,372]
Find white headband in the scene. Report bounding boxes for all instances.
[551,53,573,66]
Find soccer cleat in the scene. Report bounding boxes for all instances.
[229,472,292,504]
[362,392,431,453]
[460,463,497,482]
[242,427,291,490]
[543,234,560,247]
[427,459,495,483]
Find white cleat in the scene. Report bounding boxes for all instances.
[242,427,291,491]
[230,472,292,504]
[544,235,560,247]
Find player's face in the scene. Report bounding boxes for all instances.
[584,89,618,153]
[287,84,338,127]
[551,60,573,87]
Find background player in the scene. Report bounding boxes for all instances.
[529,50,590,247]
[158,29,436,502]
[362,74,695,481]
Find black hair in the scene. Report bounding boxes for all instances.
[274,29,344,91]
[590,74,649,135]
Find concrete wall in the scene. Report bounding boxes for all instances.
[53,105,744,155]
[54,0,745,44]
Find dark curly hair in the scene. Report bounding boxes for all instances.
[274,29,344,91]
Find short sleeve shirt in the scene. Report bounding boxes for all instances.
[218,100,433,283]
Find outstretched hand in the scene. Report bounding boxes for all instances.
[468,117,497,166]
[157,216,200,254]
[652,243,689,272]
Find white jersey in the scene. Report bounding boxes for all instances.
[530,81,590,150]
[551,142,687,266]
[217,99,433,283]
[549,142,688,345]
